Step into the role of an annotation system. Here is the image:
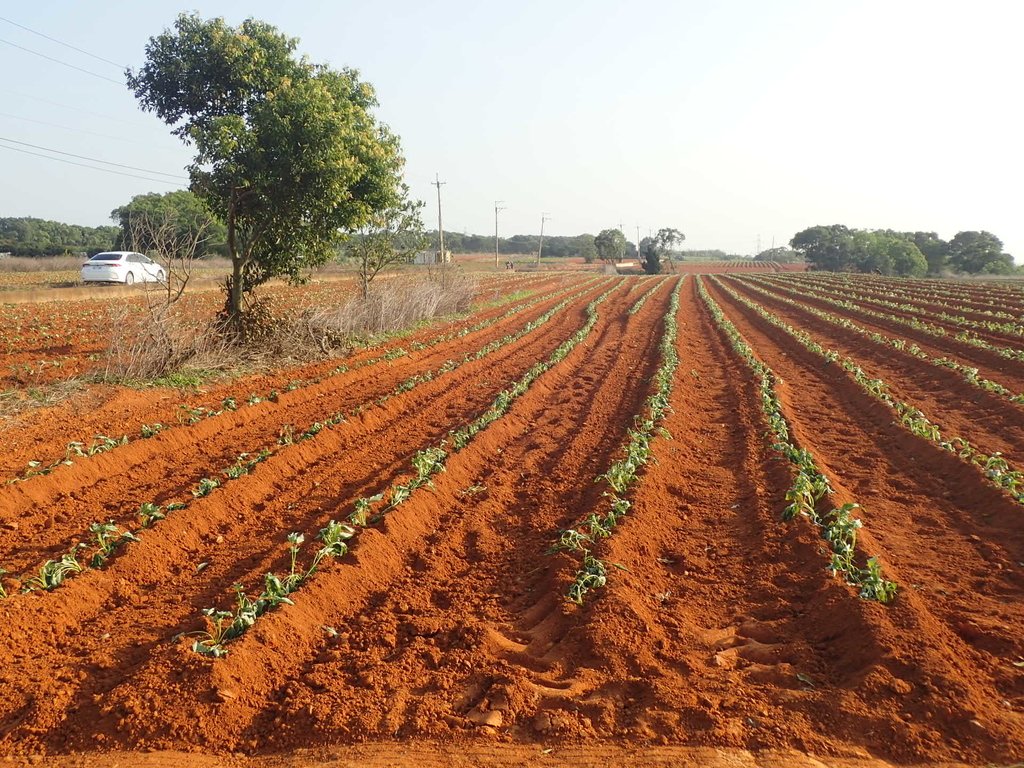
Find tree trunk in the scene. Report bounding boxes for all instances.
[227,198,243,334]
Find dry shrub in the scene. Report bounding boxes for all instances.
[100,301,233,381]
[289,271,478,354]
[0,255,85,272]
[99,270,477,381]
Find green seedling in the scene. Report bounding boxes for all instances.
[193,477,220,498]
[140,423,164,438]
[89,521,140,567]
[138,502,165,528]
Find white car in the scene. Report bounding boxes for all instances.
[82,251,165,285]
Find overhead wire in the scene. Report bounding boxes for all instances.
[0,89,150,127]
[0,143,182,186]
[0,111,150,145]
[0,136,188,180]
[0,15,127,69]
[0,36,124,85]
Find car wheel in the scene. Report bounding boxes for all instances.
[124,272,135,286]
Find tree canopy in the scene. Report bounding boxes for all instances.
[0,217,117,256]
[111,190,227,258]
[127,13,405,328]
[790,225,1013,276]
[639,228,685,274]
[594,228,627,264]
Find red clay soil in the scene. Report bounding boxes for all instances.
[703,276,1024,761]
[751,275,1024,393]
[0,276,613,583]
[722,276,1024,460]
[0,275,1021,768]
[0,274,572,478]
[799,275,1024,316]
[780,277,1024,350]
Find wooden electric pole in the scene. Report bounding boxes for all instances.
[536,213,550,267]
[432,173,446,263]
[494,200,506,269]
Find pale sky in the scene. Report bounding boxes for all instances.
[1,0,1021,260]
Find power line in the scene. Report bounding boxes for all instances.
[0,143,181,186]
[0,15,126,69]
[0,136,187,180]
[0,36,123,85]
[0,111,147,145]
[0,89,148,127]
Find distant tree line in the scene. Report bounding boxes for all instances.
[0,217,120,257]
[791,225,1016,276]
[427,230,605,258]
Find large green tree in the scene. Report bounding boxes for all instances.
[910,232,949,275]
[594,228,627,264]
[790,225,853,271]
[948,231,1014,274]
[640,227,685,274]
[576,233,597,263]
[127,14,404,331]
[111,190,226,257]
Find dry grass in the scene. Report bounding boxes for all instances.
[98,271,479,382]
[0,255,86,272]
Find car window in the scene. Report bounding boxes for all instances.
[90,253,123,261]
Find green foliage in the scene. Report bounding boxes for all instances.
[792,225,1013,276]
[558,278,684,603]
[594,228,628,264]
[699,277,897,603]
[110,190,227,257]
[947,231,1014,274]
[0,217,117,256]
[639,228,685,274]
[127,13,405,326]
[345,189,429,299]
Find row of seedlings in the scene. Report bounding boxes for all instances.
[8,277,597,484]
[733,277,1024,406]
[799,277,1024,340]
[627,277,670,316]
[5,280,613,599]
[714,277,1024,507]
[697,277,897,602]
[762,276,1024,361]
[786,273,1024,320]
[189,280,626,656]
[550,276,683,603]
[754,275,1024,367]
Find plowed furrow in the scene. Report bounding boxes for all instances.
[0,280,636,752]
[0,275,572,478]
[724,276,1024,460]
[0,280,602,570]
[8,279,672,752]
[703,279,1024,735]
[755,277,1024,391]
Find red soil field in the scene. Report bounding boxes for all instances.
[0,273,1021,768]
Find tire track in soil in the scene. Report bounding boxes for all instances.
[723,276,1024,461]
[7,277,673,755]
[0,279,637,754]
[754,277,1024,390]
[230,276,681,750]
[0,278,602,571]
[702,278,1024,761]
[0,274,570,478]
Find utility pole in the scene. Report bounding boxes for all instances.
[636,224,641,262]
[536,213,550,267]
[494,200,506,269]
[432,173,446,263]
